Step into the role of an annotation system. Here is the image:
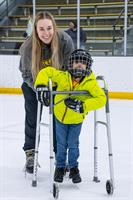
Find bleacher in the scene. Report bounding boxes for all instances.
[0,0,133,55]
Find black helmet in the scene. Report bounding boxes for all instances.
[67,49,93,78]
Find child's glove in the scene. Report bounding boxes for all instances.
[36,85,50,106]
[64,97,84,113]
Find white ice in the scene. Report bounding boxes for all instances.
[0,94,133,200]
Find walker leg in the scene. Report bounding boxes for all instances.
[105,90,115,194]
[32,101,42,187]
[49,109,55,193]
[48,80,59,199]
[93,110,100,182]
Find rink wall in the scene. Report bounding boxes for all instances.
[0,55,133,99]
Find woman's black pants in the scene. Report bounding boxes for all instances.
[21,82,57,153]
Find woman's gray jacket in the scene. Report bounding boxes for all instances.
[19,30,74,89]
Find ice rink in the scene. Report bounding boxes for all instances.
[0,94,133,200]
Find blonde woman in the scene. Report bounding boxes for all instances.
[19,11,74,174]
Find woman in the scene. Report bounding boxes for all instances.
[19,11,74,174]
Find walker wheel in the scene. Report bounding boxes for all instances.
[53,183,59,199]
[106,180,114,195]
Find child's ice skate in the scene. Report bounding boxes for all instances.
[54,167,65,183]
[69,167,82,183]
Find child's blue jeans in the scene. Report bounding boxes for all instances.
[55,117,82,168]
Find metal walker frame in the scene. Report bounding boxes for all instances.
[31,76,115,199]
[93,76,115,195]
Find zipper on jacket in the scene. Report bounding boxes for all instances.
[61,75,93,123]
[61,106,68,123]
[61,73,72,123]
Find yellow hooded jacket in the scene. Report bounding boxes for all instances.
[34,67,106,124]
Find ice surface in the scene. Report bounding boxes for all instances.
[0,95,133,200]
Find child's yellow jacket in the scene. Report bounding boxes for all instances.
[35,67,106,124]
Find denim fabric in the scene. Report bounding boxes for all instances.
[55,118,82,168]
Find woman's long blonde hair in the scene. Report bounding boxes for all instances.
[32,11,61,80]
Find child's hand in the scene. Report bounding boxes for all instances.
[36,85,50,106]
[64,97,84,113]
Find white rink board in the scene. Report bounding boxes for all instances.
[0,55,133,92]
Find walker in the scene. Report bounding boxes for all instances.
[31,76,115,199]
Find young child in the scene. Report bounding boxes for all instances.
[34,49,106,184]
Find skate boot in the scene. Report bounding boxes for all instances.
[69,167,82,183]
[54,167,65,183]
[25,149,35,174]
